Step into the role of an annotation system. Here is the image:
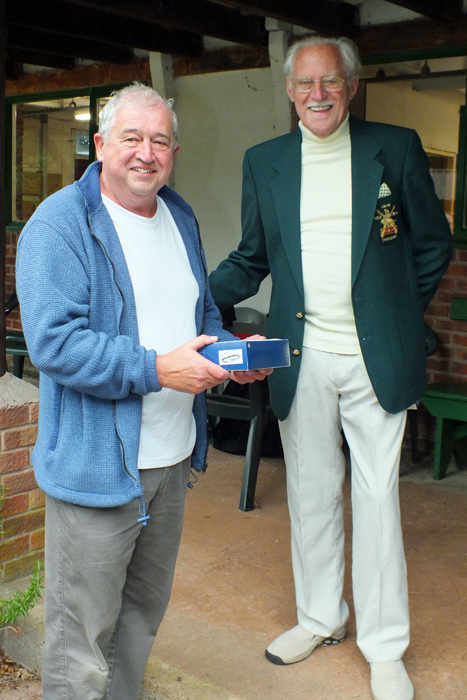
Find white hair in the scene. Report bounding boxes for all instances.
[284,35,361,87]
[97,82,179,149]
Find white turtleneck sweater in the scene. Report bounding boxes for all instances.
[299,115,360,354]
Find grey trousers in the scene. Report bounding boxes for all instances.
[42,458,191,700]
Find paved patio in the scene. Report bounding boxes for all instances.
[1,443,466,700]
[147,444,467,700]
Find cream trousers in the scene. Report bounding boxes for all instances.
[279,347,409,662]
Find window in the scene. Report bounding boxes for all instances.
[361,56,467,244]
[5,86,125,226]
[425,149,456,232]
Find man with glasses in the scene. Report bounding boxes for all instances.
[210,36,452,700]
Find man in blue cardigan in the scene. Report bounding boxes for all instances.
[210,36,452,700]
[16,83,268,700]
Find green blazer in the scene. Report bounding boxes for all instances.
[209,116,453,419]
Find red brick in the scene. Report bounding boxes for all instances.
[2,469,38,495]
[3,552,44,581]
[428,372,451,384]
[3,425,38,450]
[446,264,467,276]
[433,319,457,331]
[452,334,467,347]
[29,488,45,509]
[0,535,29,562]
[0,449,29,474]
[0,406,29,429]
[30,528,45,551]
[0,494,28,517]
[1,509,45,539]
[426,303,450,317]
[439,277,455,290]
[451,363,467,375]
[28,403,39,423]
[426,358,450,372]
[433,331,451,345]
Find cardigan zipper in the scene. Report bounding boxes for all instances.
[87,212,149,524]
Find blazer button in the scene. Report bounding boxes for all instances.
[296,312,304,319]
[292,349,300,356]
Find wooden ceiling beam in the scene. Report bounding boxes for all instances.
[206,0,359,36]
[7,26,134,64]
[6,48,76,70]
[387,1,463,23]
[7,0,202,57]
[356,16,467,60]
[57,0,268,47]
[173,45,270,76]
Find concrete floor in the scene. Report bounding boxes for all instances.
[1,443,466,700]
[147,445,467,700]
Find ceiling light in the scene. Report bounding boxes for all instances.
[74,108,90,121]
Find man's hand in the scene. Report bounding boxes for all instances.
[229,368,273,384]
[228,335,273,384]
[156,336,230,394]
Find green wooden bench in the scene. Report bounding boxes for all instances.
[420,297,467,479]
[421,381,467,479]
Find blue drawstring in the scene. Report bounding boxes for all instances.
[187,469,198,490]
[138,496,150,525]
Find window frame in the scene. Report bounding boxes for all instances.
[361,47,467,248]
[5,83,129,229]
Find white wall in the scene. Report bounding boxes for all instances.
[171,67,287,313]
[366,80,463,153]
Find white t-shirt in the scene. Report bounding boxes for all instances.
[102,194,199,468]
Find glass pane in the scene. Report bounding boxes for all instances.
[11,96,90,222]
[96,95,112,130]
[364,56,466,235]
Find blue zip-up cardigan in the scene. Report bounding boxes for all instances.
[16,161,232,508]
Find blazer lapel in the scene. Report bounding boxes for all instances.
[270,129,304,298]
[350,117,384,285]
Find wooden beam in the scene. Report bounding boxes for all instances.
[356,16,467,61]
[7,48,75,71]
[0,0,7,376]
[206,0,359,36]
[5,58,151,96]
[5,61,23,81]
[387,1,463,23]
[58,0,268,47]
[8,0,202,57]
[7,26,134,64]
[173,45,269,76]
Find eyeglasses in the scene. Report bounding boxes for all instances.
[292,76,346,94]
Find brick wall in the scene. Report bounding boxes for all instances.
[414,247,467,450]
[425,248,467,383]
[0,374,43,582]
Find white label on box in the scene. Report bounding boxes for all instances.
[218,348,243,365]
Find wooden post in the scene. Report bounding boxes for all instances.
[0,0,7,377]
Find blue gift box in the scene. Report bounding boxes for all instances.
[199,338,290,370]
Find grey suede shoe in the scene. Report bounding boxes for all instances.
[370,660,415,700]
[265,623,347,665]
